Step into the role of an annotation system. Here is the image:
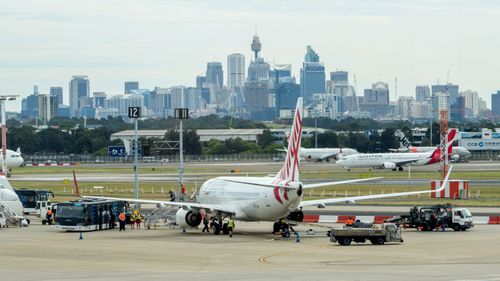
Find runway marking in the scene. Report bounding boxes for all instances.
[258,250,298,265]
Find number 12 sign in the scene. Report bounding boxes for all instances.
[128,107,141,118]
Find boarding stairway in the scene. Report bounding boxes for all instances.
[0,203,21,227]
[144,205,178,229]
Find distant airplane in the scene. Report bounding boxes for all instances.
[5,148,24,170]
[83,98,453,231]
[392,129,470,161]
[299,147,358,162]
[336,129,457,171]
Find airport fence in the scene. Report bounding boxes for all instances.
[23,153,284,165]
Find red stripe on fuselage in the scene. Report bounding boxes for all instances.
[274,187,283,204]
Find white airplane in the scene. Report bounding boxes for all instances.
[0,176,25,220]
[299,147,358,162]
[336,129,457,171]
[4,148,24,170]
[392,129,470,161]
[83,98,454,230]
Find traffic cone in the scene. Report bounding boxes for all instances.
[79,232,83,240]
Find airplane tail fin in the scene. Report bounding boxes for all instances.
[276,98,303,182]
[396,129,413,150]
[72,170,81,197]
[16,147,21,155]
[447,129,457,155]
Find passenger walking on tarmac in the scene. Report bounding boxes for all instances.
[46,208,53,225]
[202,215,210,233]
[118,212,126,231]
[227,216,235,238]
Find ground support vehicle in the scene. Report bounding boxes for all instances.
[328,223,403,246]
[387,204,473,231]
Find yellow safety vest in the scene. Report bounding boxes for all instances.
[227,220,235,228]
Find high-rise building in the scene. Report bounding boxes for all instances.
[461,90,480,117]
[38,94,58,124]
[69,75,90,117]
[415,85,431,102]
[451,95,465,122]
[410,101,431,119]
[492,91,500,116]
[360,82,390,118]
[431,83,459,120]
[124,81,139,94]
[227,54,245,91]
[196,76,207,88]
[397,96,414,118]
[243,82,269,109]
[50,87,63,105]
[92,92,107,108]
[269,64,292,89]
[206,62,223,91]
[300,46,325,104]
[276,82,300,110]
[251,34,262,60]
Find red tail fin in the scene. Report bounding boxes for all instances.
[73,170,81,197]
[447,129,457,155]
[276,98,303,182]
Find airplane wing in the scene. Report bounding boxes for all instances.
[299,166,453,208]
[303,177,383,189]
[316,152,339,161]
[392,158,420,166]
[81,195,237,215]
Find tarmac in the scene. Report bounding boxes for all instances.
[1,222,500,280]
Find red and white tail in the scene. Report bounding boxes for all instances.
[428,128,457,164]
[276,98,303,182]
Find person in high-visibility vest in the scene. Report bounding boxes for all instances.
[227,217,235,238]
[118,212,126,231]
[134,210,142,230]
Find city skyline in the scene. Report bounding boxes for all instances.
[1,0,500,111]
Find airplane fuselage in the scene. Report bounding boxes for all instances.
[5,149,24,169]
[336,152,434,169]
[300,147,358,161]
[198,177,301,221]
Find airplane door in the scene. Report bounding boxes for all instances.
[262,192,271,208]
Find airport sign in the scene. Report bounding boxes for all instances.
[108,146,127,157]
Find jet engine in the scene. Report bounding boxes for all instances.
[175,208,202,228]
[286,210,304,222]
[383,162,397,170]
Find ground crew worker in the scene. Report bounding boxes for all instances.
[227,216,235,238]
[46,208,53,225]
[130,210,136,229]
[135,210,142,230]
[118,212,126,231]
[346,217,354,226]
[202,215,210,233]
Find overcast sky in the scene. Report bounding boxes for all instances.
[1,0,499,111]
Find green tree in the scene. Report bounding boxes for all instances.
[257,129,274,147]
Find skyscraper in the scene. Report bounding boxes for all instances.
[50,87,63,105]
[227,53,245,91]
[124,81,139,94]
[205,62,223,91]
[415,85,431,102]
[69,75,90,117]
[432,83,459,120]
[492,91,500,116]
[360,82,390,118]
[300,46,325,104]
[38,94,58,124]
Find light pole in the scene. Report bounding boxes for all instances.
[427,96,434,146]
[128,106,141,210]
[174,108,189,202]
[0,95,19,176]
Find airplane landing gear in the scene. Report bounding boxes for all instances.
[398,166,404,171]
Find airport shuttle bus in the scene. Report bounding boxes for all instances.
[55,200,129,231]
[14,189,54,215]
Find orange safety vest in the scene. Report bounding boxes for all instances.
[47,209,53,216]
[119,213,126,221]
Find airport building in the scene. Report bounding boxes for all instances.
[458,128,500,159]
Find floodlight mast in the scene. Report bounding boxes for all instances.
[0,95,19,175]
